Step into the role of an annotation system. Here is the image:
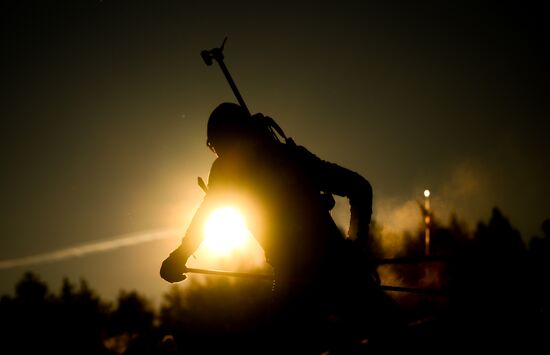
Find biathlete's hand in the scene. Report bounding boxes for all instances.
[160,248,189,283]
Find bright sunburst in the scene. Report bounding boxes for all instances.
[203,206,250,256]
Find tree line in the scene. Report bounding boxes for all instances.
[1,207,548,354]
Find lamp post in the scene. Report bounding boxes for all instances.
[423,189,431,256]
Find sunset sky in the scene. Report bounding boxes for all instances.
[2,0,548,305]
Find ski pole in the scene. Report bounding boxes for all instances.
[185,267,447,295]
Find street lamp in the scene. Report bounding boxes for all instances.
[423,189,431,256]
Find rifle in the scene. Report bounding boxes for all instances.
[201,37,251,117]
[200,38,291,145]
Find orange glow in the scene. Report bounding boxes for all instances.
[187,203,267,274]
[203,207,251,256]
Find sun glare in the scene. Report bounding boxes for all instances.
[203,207,250,256]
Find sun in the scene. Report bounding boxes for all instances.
[203,206,251,256]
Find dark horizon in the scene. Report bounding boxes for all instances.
[1,207,548,354]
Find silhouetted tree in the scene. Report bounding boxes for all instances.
[107,290,158,355]
[527,219,550,337]
[110,291,155,335]
[159,285,187,332]
[15,271,49,303]
[0,273,114,354]
[5,272,55,353]
[445,207,533,351]
[159,278,272,354]
[53,278,111,354]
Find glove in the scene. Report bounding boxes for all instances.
[160,247,189,283]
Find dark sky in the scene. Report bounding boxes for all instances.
[1,0,548,302]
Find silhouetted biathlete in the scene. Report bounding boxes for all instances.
[160,102,400,351]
